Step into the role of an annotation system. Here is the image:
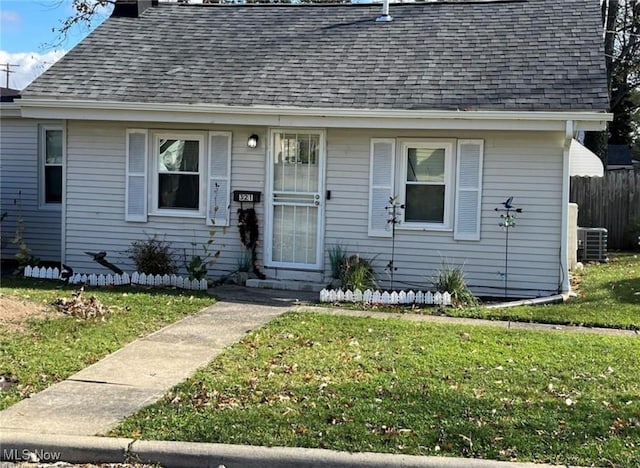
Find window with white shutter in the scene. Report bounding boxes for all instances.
[125,129,148,222]
[207,132,232,226]
[454,139,484,241]
[368,139,395,237]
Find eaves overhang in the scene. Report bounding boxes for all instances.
[0,102,22,118]
[16,98,613,132]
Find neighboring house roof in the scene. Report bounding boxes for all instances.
[23,0,609,112]
[607,144,632,167]
[1,87,21,102]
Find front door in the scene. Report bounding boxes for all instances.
[266,129,325,270]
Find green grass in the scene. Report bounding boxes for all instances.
[468,254,640,330]
[324,254,640,330]
[112,313,640,466]
[0,277,214,410]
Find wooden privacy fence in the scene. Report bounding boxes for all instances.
[570,168,640,249]
[320,288,452,306]
[23,266,209,290]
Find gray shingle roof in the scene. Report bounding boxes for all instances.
[24,0,609,112]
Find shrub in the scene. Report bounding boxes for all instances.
[129,235,176,275]
[431,260,478,307]
[340,254,377,290]
[327,243,348,279]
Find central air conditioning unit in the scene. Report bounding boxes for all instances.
[577,227,608,262]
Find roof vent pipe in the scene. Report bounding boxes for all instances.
[376,0,393,22]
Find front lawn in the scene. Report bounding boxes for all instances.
[0,277,214,410]
[468,254,640,329]
[112,313,640,467]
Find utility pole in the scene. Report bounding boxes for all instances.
[0,63,19,88]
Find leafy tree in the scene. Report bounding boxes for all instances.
[586,1,640,160]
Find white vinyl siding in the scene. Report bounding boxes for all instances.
[454,139,484,241]
[207,132,232,226]
[0,118,62,261]
[62,122,565,298]
[64,121,252,276]
[327,129,564,298]
[125,129,148,222]
[368,139,395,237]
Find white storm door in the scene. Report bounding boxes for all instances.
[267,130,325,269]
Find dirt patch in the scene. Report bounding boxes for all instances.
[0,294,54,330]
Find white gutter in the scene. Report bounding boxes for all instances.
[560,120,574,294]
[17,98,612,123]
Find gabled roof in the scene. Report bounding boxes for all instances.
[23,0,609,113]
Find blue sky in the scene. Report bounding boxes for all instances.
[0,0,110,89]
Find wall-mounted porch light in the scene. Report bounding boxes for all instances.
[247,134,259,148]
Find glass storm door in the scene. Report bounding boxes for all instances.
[267,130,324,269]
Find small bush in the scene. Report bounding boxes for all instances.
[340,254,377,290]
[129,235,176,275]
[328,243,348,279]
[431,261,477,307]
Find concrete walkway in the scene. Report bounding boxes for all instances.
[0,287,313,437]
[1,285,629,467]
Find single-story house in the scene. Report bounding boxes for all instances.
[2,0,611,297]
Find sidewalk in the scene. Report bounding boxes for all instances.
[0,286,313,437]
[0,285,614,467]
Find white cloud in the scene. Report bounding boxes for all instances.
[0,10,21,25]
[0,50,66,90]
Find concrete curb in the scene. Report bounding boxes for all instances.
[0,432,561,468]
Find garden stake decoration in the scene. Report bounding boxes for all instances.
[495,197,523,298]
[385,195,404,290]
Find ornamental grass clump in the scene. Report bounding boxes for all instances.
[328,243,348,280]
[431,261,478,307]
[340,254,377,291]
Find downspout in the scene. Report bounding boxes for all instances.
[560,120,574,294]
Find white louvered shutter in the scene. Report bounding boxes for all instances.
[454,139,484,241]
[125,129,148,222]
[368,139,395,237]
[207,132,232,226]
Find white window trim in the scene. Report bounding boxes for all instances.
[150,131,207,218]
[39,124,65,210]
[397,139,455,231]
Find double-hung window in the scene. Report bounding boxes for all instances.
[152,133,205,216]
[126,129,231,226]
[400,140,454,229]
[368,137,483,239]
[40,125,64,207]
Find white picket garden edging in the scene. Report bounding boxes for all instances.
[319,288,452,306]
[23,266,208,291]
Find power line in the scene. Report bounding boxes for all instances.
[0,63,19,89]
